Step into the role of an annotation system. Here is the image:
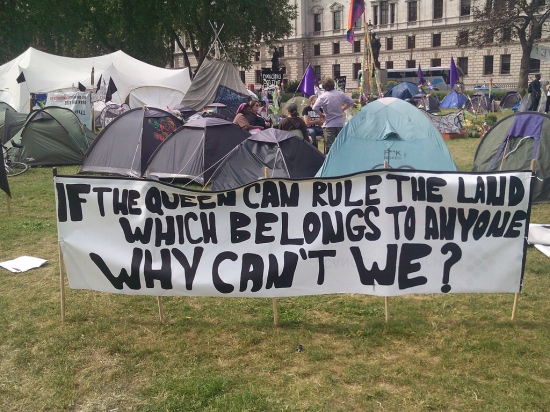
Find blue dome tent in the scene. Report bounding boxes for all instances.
[385,81,423,100]
[440,90,468,109]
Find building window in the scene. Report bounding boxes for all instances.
[386,37,393,51]
[457,30,469,46]
[333,64,341,78]
[483,55,494,75]
[278,46,284,58]
[390,3,396,23]
[255,51,260,62]
[354,18,362,29]
[386,61,394,70]
[529,58,541,73]
[354,40,361,53]
[255,70,262,84]
[333,42,340,54]
[501,27,512,43]
[380,1,388,24]
[314,14,322,32]
[432,33,441,47]
[484,29,494,44]
[314,65,321,80]
[408,1,418,22]
[373,6,379,25]
[333,10,341,30]
[407,35,416,49]
[353,63,362,79]
[458,57,468,75]
[431,58,441,67]
[461,0,471,16]
[240,71,246,83]
[500,54,511,75]
[433,0,443,19]
[406,60,416,69]
[314,44,321,56]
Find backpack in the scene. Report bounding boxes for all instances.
[528,82,533,93]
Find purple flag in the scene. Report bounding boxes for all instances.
[450,57,460,90]
[298,64,317,97]
[417,64,426,85]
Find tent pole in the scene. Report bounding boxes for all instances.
[383,161,390,321]
[265,167,279,326]
[53,167,66,323]
[512,159,536,321]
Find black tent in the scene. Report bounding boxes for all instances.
[411,93,440,113]
[202,103,235,122]
[145,117,250,185]
[210,128,325,191]
[81,107,182,177]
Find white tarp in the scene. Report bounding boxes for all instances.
[0,48,191,113]
[45,92,92,129]
[54,170,531,298]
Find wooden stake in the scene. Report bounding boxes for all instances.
[511,292,519,321]
[157,297,165,323]
[383,160,389,322]
[512,159,537,321]
[264,167,279,326]
[53,168,66,322]
[59,241,66,323]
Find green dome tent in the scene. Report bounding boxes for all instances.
[316,97,457,177]
[8,106,95,166]
[472,111,550,203]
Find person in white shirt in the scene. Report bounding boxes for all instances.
[312,78,355,153]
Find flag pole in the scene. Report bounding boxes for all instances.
[294,63,310,98]
[265,166,279,326]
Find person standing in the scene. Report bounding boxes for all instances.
[312,78,355,153]
[302,95,324,149]
[528,73,542,112]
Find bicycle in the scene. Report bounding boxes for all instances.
[3,143,29,177]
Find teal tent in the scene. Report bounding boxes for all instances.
[316,97,457,177]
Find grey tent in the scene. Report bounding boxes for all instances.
[465,92,492,113]
[81,107,182,177]
[210,128,325,191]
[202,102,236,121]
[499,91,522,109]
[145,117,250,185]
[8,106,95,166]
[473,111,550,203]
[180,59,250,111]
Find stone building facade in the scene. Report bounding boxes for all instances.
[174,0,550,91]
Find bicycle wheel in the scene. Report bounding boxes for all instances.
[6,161,29,177]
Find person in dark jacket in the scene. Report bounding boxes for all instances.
[278,103,310,142]
[528,73,542,111]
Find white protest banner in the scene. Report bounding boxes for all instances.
[46,92,92,129]
[54,171,531,297]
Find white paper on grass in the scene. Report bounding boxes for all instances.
[0,256,47,273]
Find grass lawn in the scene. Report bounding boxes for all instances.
[1,128,549,411]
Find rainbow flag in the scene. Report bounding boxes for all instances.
[346,0,365,44]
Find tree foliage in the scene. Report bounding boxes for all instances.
[0,0,297,72]
[469,0,550,89]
